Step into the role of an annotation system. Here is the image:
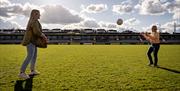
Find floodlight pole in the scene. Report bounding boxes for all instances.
[174,21,176,33]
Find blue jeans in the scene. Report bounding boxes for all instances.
[147,44,160,66]
[20,43,37,72]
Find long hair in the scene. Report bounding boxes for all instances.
[26,9,40,31]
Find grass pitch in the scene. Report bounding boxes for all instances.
[0,45,180,91]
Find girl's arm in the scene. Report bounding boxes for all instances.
[146,34,156,40]
[141,33,150,41]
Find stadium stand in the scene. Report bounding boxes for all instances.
[0,29,180,44]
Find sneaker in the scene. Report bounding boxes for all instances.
[29,70,40,76]
[153,65,159,67]
[18,73,30,79]
[148,63,153,66]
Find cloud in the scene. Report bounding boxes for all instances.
[112,0,134,14]
[0,17,21,29]
[63,19,119,29]
[0,1,38,18]
[135,0,167,15]
[63,19,125,30]
[41,23,63,29]
[142,21,180,33]
[163,0,180,20]
[0,0,10,6]
[120,18,140,31]
[65,19,100,29]
[142,23,161,32]
[62,19,97,29]
[63,18,142,32]
[161,21,180,33]
[80,19,100,28]
[124,18,140,26]
[40,5,84,24]
[125,0,180,20]
[0,1,84,27]
[0,4,22,17]
[99,21,117,29]
[112,5,133,14]
[167,0,180,20]
[81,4,108,13]
[177,0,180,4]
[173,9,180,19]
[21,3,40,17]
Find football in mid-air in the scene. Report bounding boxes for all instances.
[117,18,123,25]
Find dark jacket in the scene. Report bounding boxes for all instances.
[22,20,42,46]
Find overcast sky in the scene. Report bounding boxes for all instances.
[0,0,180,33]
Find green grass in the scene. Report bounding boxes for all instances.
[0,45,180,91]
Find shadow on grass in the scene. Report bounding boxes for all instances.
[14,75,34,91]
[157,66,180,74]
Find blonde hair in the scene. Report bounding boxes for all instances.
[26,9,40,30]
